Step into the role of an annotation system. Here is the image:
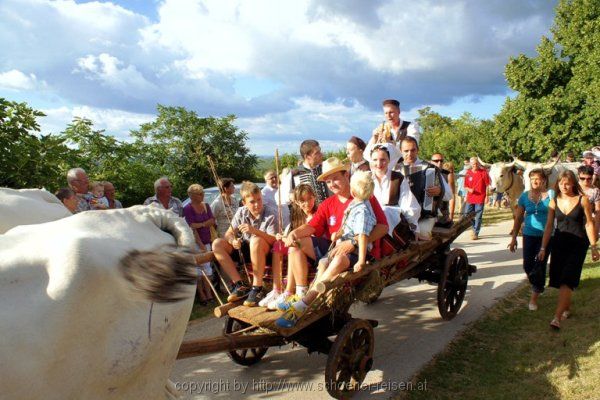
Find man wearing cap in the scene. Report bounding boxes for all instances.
[278,139,330,207]
[582,150,600,187]
[276,157,388,327]
[369,99,420,146]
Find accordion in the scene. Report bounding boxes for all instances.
[397,162,444,219]
[291,165,330,205]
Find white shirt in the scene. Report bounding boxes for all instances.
[395,158,453,202]
[372,170,421,234]
[261,185,277,206]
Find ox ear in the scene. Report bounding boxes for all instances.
[119,245,197,303]
[477,156,491,168]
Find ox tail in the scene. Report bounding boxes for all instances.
[119,244,197,303]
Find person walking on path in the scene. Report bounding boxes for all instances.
[538,170,599,330]
[508,169,554,311]
[464,156,491,240]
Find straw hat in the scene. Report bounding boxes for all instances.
[317,157,350,181]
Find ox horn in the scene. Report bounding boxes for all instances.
[541,157,559,175]
[477,156,491,168]
[513,157,528,170]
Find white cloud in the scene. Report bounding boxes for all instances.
[73,53,157,94]
[0,0,558,153]
[40,105,154,140]
[0,69,44,90]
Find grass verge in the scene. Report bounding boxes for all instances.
[481,206,514,226]
[396,256,600,400]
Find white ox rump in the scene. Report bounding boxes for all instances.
[0,205,197,400]
[0,188,72,234]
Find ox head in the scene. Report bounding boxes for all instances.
[118,206,197,303]
[487,160,516,193]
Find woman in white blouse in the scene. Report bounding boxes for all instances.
[369,143,421,236]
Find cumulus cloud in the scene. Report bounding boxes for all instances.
[0,0,558,152]
[40,105,154,140]
[0,69,46,91]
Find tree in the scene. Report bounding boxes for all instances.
[130,105,258,198]
[0,98,74,190]
[493,0,600,161]
[59,117,158,206]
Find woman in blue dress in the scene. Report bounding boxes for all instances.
[508,169,554,311]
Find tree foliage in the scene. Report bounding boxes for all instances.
[491,0,600,160]
[1,98,75,190]
[2,102,258,206]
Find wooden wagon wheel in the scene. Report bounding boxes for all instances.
[223,316,268,366]
[437,248,469,320]
[325,319,374,399]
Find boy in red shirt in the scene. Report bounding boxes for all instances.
[464,156,491,240]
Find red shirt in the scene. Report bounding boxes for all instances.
[465,168,491,204]
[309,195,388,258]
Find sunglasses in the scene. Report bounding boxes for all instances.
[579,176,592,182]
[431,159,444,163]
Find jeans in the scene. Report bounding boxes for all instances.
[522,235,549,293]
[466,202,484,235]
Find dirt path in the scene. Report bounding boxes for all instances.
[170,219,525,399]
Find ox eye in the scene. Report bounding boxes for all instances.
[499,174,503,177]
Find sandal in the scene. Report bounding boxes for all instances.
[550,317,560,330]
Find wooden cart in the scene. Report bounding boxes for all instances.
[178,215,477,399]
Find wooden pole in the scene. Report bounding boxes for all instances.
[213,300,243,318]
[177,333,286,359]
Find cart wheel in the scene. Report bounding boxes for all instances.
[223,316,268,366]
[325,319,374,399]
[437,248,469,320]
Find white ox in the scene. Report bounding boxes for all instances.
[0,188,72,234]
[0,191,197,400]
[477,159,525,212]
[513,158,581,191]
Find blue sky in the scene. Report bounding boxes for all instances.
[0,0,557,155]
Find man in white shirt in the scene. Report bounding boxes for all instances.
[261,170,278,206]
[369,99,421,146]
[397,137,452,239]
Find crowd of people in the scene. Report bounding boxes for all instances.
[53,98,600,330]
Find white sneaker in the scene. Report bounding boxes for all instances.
[268,292,289,311]
[528,302,538,311]
[258,289,280,307]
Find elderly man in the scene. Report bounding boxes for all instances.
[66,167,91,213]
[103,181,122,209]
[369,99,420,146]
[276,157,388,328]
[261,170,278,206]
[396,137,452,239]
[278,139,330,206]
[464,157,491,240]
[143,177,183,217]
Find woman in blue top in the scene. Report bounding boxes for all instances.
[508,169,554,311]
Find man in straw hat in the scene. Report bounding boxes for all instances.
[275,157,388,328]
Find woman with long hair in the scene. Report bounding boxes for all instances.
[508,169,554,311]
[267,184,319,311]
[539,170,599,330]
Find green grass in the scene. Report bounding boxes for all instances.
[189,299,219,321]
[481,206,514,226]
[397,256,600,400]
